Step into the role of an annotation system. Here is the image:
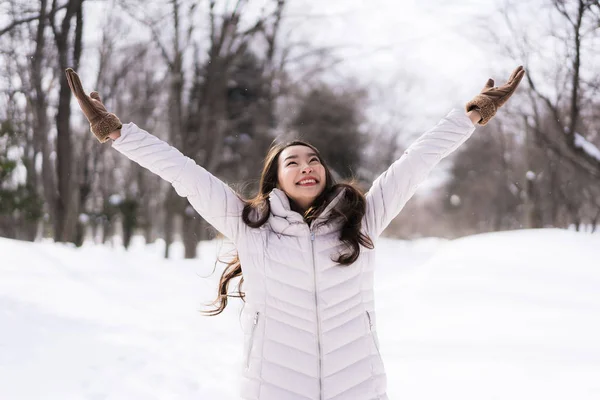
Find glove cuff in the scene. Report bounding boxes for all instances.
[465,95,497,126]
[91,113,122,143]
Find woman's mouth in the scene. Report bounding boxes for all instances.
[297,178,317,186]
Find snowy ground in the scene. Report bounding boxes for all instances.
[1,229,599,400]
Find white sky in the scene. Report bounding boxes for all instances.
[285,0,517,127]
[75,0,526,192]
[80,0,520,130]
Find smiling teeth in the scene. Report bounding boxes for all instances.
[299,179,316,185]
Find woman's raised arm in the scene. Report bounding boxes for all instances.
[65,69,246,244]
[363,66,525,238]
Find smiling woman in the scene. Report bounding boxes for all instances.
[277,145,327,211]
[65,65,524,400]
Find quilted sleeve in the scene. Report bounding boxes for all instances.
[363,109,476,238]
[112,123,246,243]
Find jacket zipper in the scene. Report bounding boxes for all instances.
[366,311,382,359]
[246,311,260,369]
[311,230,323,400]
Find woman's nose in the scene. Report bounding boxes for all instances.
[302,165,313,173]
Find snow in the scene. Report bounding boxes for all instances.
[526,170,536,180]
[449,194,461,206]
[108,194,123,205]
[1,229,599,399]
[574,133,600,162]
[78,213,90,224]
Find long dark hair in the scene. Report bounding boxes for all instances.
[202,140,374,316]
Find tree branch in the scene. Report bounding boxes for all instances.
[530,125,600,178]
[0,2,67,37]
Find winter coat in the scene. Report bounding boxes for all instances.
[112,109,476,400]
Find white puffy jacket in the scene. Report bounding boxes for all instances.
[112,109,476,400]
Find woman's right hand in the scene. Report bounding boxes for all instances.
[65,68,122,143]
[108,130,121,140]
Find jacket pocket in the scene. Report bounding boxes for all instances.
[366,311,382,359]
[245,311,260,369]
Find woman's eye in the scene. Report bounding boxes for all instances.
[286,158,318,166]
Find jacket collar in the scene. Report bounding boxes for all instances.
[267,187,346,235]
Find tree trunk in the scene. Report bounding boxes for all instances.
[163,190,178,259]
[182,210,199,259]
[101,216,111,244]
[52,0,85,243]
[30,0,58,230]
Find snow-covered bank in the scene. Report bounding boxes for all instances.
[1,229,598,399]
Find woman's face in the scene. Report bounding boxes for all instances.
[277,145,326,211]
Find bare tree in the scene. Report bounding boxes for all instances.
[0,0,54,240]
[444,121,524,235]
[485,0,600,231]
[288,83,368,180]
[525,0,600,178]
[49,0,85,242]
[494,0,600,175]
[120,0,287,258]
[28,0,57,237]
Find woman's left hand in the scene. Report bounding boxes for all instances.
[65,68,122,143]
[466,65,525,125]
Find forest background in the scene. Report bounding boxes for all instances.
[1,0,599,259]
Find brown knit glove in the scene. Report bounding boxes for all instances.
[65,68,122,143]
[466,65,525,125]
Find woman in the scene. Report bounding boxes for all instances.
[65,66,525,400]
